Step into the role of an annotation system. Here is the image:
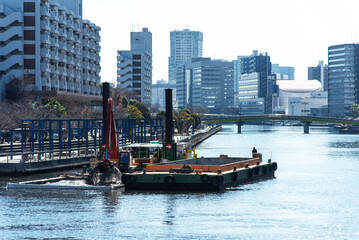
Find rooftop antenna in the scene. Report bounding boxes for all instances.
[130,22,135,32]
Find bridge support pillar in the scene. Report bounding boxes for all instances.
[303,121,311,134]
[237,121,244,134]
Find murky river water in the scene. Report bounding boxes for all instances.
[1,124,359,239]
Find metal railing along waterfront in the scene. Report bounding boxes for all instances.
[0,147,99,164]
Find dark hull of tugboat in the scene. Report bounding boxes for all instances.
[123,160,277,191]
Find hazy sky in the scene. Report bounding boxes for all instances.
[83,0,359,84]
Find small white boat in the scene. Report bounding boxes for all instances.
[7,174,124,191]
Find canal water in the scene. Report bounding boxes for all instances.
[1,124,359,239]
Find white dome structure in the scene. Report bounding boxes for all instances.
[277,80,322,93]
[276,80,327,115]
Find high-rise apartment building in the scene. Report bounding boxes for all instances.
[328,44,359,117]
[176,58,234,113]
[0,0,101,99]
[272,64,295,80]
[168,29,203,85]
[117,28,152,104]
[308,60,328,92]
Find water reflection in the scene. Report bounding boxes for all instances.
[329,141,359,149]
[163,195,177,225]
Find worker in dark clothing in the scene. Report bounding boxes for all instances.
[252,147,257,153]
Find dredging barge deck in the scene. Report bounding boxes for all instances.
[123,154,277,191]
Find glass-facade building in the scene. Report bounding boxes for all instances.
[272,64,295,80]
[176,58,234,113]
[308,60,328,92]
[168,29,203,85]
[328,44,359,117]
[238,52,278,114]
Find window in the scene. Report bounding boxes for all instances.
[24,44,35,55]
[24,16,35,26]
[24,59,35,69]
[133,69,141,74]
[133,76,141,80]
[133,61,141,67]
[24,30,35,40]
[133,54,141,59]
[24,2,35,12]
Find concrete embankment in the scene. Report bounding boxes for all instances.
[180,125,222,147]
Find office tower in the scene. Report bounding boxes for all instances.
[238,52,278,114]
[176,58,234,113]
[272,63,295,80]
[117,28,152,104]
[168,29,203,85]
[233,50,258,93]
[308,60,328,91]
[328,44,359,117]
[0,0,101,99]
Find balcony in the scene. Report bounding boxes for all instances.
[58,41,66,51]
[40,6,50,18]
[41,48,51,58]
[74,58,81,67]
[41,62,51,73]
[82,39,89,48]
[58,66,64,76]
[59,80,66,90]
[58,14,66,24]
[67,30,74,41]
[41,33,51,46]
[41,19,51,31]
[66,56,74,65]
[50,51,59,61]
[51,23,59,35]
[51,64,59,74]
[68,82,74,92]
[51,37,59,47]
[83,85,90,94]
[50,10,59,21]
[58,52,66,62]
[51,78,59,89]
[83,71,89,80]
[66,19,74,29]
[59,28,67,38]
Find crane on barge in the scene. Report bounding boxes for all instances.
[86,84,123,185]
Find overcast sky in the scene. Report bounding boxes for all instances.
[83,0,359,84]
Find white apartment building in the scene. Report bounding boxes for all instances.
[0,0,101,99]
[117,28,152,105]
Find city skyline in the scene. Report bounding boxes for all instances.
[83,0,359,84]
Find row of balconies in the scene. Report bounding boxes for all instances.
[82,28,101,42]
[42,49,82,67]
[82,61,101,72]
[41,66,100,83]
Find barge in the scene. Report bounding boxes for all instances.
[123,154,277,191]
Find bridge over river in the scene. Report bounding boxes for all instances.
[203,114,359,133]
